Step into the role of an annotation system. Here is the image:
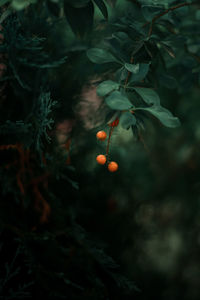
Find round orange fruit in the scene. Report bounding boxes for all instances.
[96,130,107,141]
[96,154,106,165]
[108,161,118,172]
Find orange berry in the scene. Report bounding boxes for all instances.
[96,154,106,165]
[96,130,107,141]
[108,118,119,127]
[108,161,118,172]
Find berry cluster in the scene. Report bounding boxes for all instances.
[96,118,119,172]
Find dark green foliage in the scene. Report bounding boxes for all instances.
[64,0,94,37]
[0,0,200,299]
[120,112,136,129]
[33,92,57,152]
[97,80,120,97]
[87,47,122,64]
[105,91,133,110]
[93,0,108,20]
[0,241,34,299]
[47,0,61,17]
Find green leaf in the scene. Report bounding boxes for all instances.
[93,0,108,19]
[160,42,175,58]
[129,63,150,83]
[134,87,160,105]
[64,1,94,37]
[120,112,136,129]
[105,91,133,110]
[97,80,119,97]
[125,63,139,73]
[112,32,130,43]
[115,67,128,82]
[87,48,121,64]
[137,105,181,128]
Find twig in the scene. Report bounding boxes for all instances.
[143,2,198,38]
[124,56,134,88]
[106,126,114,157]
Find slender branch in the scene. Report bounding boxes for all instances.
[143,2,198,37]
[124,56,134,88]
[106,126,114,157]
[105,56,134,157]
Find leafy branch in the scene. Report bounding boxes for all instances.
[144,2,199,37]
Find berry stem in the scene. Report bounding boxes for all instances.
[106,126,114,157]
[124,56,134,89]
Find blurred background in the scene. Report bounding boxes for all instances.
[69,2,200,299]
[0,0,200,299]
[73,84,200,300]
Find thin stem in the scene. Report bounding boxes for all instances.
[106,126,114,157]
[105,53,133,159]
[143,2,198,38]
[124,56,134,88]
[105,55,133,159]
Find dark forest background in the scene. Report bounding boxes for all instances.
[0,0,200,299]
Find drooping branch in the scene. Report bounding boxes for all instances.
[143,2,199,37]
